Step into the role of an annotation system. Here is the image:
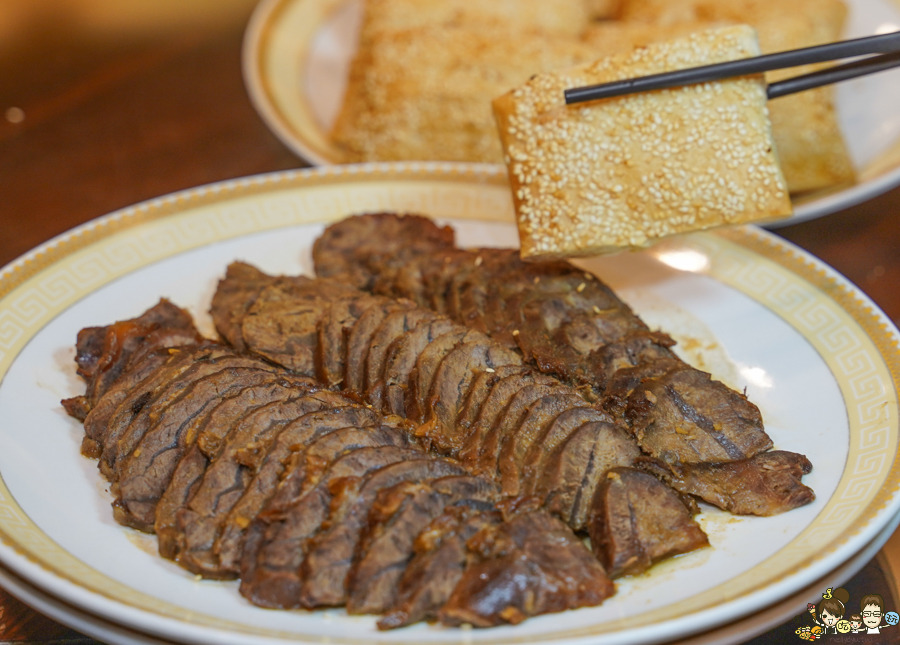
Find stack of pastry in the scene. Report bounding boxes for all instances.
[331,0,853,197]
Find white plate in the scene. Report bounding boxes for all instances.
[1,163,900,645]
[241,0,900,227]
[3,504,897,645]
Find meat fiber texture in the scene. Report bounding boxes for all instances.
[57,222,815,627]
[61,299,614,628]
[312,215,812,472]
[218,256,811,522]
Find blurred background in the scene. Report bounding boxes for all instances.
[0,0,301,267]
[4,0,900,326]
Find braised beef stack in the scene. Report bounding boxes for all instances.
[59,213,814,629]
[62,293,615,628]
[308,213,814,516]
[206,250,811,583]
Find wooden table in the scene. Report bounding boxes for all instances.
[2,5,900,644]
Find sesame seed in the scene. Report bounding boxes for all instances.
[494,25,791,259]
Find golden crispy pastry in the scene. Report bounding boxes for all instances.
[331,24,596,163]
[584,0,623,20]
[359,0,591,40]
[617,0,854,193]
[493,25,793,260]
[581,20,724,51]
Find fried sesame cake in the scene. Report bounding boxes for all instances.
[492,25,793,260]
[581,20,725,53]
[331,24,596,164]
[584,0,623,20]
[359,0,592,41]
[618,0,854,194]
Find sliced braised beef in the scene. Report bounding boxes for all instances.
[99,345,236,479]
[418,252,473,316]
[80,346,188,459]
[346,475,499,615]
[88,324,204,405]
[364,308,438,408]
[519,407,612,496]
[59,246,823,628]
[588,467,709,578]
[240,278,359,375]
[173,391,352,577]
[405,327,484,424]
[377,503,500,630]
[71,299,195,391]
[213,405,386,574]
[298,458,468,608]
[114,365,293,531]
[311,215,643,386]
[315,293,386,388]
[399,252,474,314]
[454,249,540,349]
[239,445,425,608]
[209,262,282,351]
[297,424,414,506]
[312,212,455,292]
[381,317,457,418]
[439,503,615,627]
[536,420,642,530]
[496,261,640,386]
[637,451,815,516]
[63,299,201,422]
[357,243,468,316]
[476,382,568,478]
[419,339,522,456]
[585,331,676,396]
[455,364,528,433]
[496,392,590,496]
[71,325,108,385]
[457,370,557,468]
[109,352,282,486]
[601,357,685,419]
[155,377,313,558]
[344,299,414,395]
[309,215,782,483]
[624,366,771,464]
[443,253,493,323]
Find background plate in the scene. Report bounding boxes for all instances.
[1,164,900,645]
[241,0,900,226]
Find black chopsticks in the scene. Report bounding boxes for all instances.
[564,31,900,105]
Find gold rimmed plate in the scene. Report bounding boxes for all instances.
[0,163,899,645]
[241,0,900,226]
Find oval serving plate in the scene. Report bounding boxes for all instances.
[241,0,900,227]
[0,163,899,645]
[2,509,898,645]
